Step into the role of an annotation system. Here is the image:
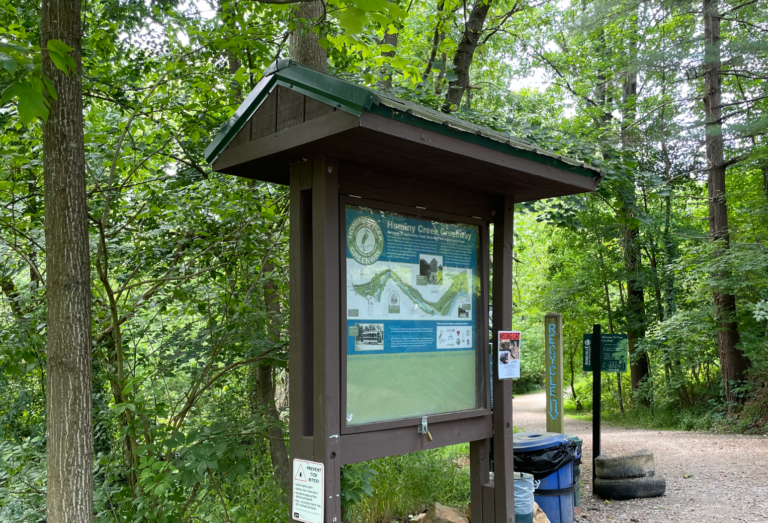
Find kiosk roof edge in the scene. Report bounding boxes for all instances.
[205,60,601,200]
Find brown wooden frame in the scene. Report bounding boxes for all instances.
[208,62,600,523]
[286,157,520,523]
[337,196,491,437]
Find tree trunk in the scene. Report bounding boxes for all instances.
[442,0,492,111]
[762,161,768,199]
[380,26,398,89]
[568,349,582,410]
[41,0,93,520]
[624,223,650,398]
[256,263,291,496]
[289,1,327,73]
[661,137,677,318]
[422,0,445,81]
[702,0,750,407]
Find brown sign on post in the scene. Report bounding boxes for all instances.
[205,60,600,523]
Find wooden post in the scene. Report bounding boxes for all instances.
[491,196,515,523]
[470,439,491,523]
[591,323,602,486]
[289,156,342,523]
[289,160,315,464]
[545,313,564,434]
[312,156,342,522]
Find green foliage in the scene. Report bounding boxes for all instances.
[344,445,471,523]
[0,437,46,522]
[1,0,768,520]
[340,462,378,512]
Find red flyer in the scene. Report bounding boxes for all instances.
[497,331,521,379]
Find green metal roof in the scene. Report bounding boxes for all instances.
[204,60,600,180]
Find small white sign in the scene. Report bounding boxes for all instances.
[292,459,324,523]
[498,331,521,379]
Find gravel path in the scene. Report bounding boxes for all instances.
[513,391,768,522]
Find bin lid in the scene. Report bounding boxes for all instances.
[565,434,583,445]
[513,431,569,452]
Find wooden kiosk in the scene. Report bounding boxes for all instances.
[205,60,599,523]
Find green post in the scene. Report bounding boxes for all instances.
[545,313,564,434]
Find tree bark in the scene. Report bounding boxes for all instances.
[380,26,398,89]
[661,144,677,318]
[422,0,445,81]
[289,0,327,72]
[624,223,650,398]
[255,262,291,496]
[702,0,750,407]
[442,0,492,111]
[617,20,650,400]
[568,349,582,410]
[41,0,94,520]
[762,161,768,200]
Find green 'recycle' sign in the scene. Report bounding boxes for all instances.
[583,334,628,373]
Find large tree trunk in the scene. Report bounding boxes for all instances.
[624,223,650,398]
[289,1,327,73]
[702,0,750,407]
[41,0,94,520]
[442,0,492,111]
[618,25,650,401]
[256,263,291,496]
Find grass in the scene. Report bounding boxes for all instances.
[564,404,738,433]
[564,407,592,422]
[345,428,527,523]
[345,444,471,523]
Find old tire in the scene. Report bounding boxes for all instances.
[595,450,655,479]
[593,473,666,500]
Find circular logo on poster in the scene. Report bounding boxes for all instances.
[347,216,384,265]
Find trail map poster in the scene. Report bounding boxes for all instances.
[345,204,480,426]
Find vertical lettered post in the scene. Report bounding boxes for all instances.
[545,313,564,434]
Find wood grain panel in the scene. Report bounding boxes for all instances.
[229,121,250,147]
[251,90,277,140]
[277,86,305,132]
[305,96,334,121]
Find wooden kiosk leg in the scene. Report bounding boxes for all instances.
[288,156,343,523]
[491,196,515,523]
[470,439,491,523]
[312,156,342,522]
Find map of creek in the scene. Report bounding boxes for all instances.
[351,268,470,317]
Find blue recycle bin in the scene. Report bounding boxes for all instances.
[513,432,575,523]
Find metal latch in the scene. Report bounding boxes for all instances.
[417,416,433,442]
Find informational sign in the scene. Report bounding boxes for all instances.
[545,313,564,434]
[497,331,521,379]
[292,459,324,523]
[345,204,480,426]
[583,334,628,372]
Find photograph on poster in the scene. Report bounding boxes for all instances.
[498,331,521,379]
[354,323,384,351]
[418,254,443,285]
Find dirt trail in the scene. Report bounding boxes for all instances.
[513,391,768,522]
